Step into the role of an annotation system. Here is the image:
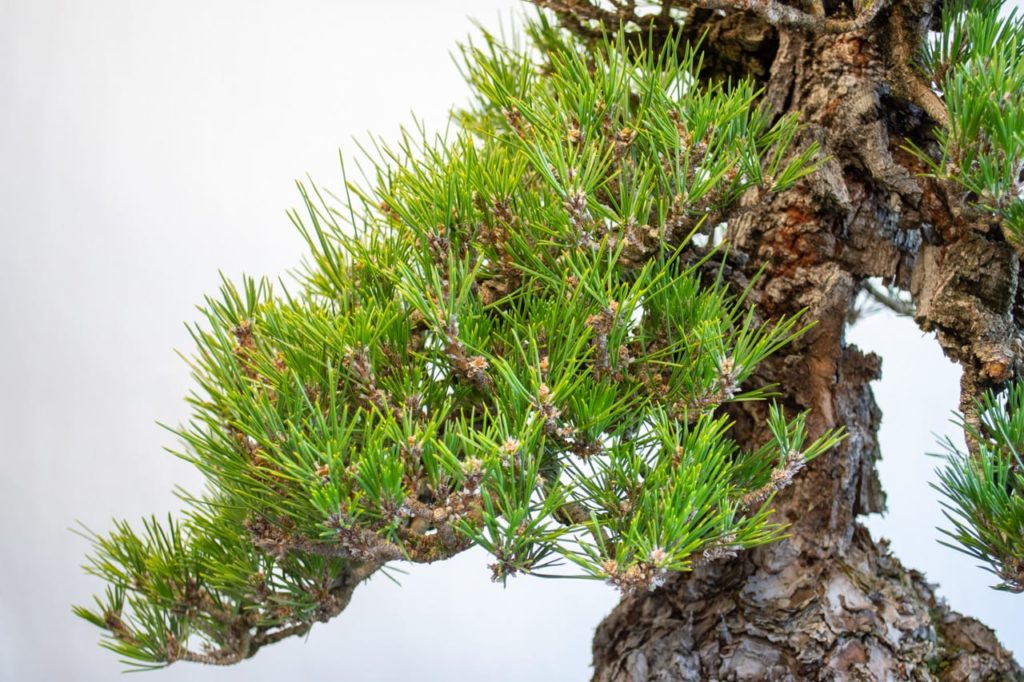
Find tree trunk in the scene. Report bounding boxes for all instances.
[586,6,1024,680]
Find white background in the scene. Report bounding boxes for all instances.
[0,1,1019,679]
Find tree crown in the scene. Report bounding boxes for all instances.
[76,0,1024,670]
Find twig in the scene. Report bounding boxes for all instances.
[862,280,916,317]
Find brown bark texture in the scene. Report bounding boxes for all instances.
[534,1,1024,680]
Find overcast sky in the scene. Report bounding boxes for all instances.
[0,1,1019,680]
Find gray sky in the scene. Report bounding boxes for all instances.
[0,1,1019,680]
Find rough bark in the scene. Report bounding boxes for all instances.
[547,2,1024,679]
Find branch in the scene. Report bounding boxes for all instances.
[442,314,493,393]
[862,280,915,318]
[696,0,889,34]
[532,0,889,36]
[168,568,367,666]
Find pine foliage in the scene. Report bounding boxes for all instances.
[75,17,846,668]
[911,0,1024,244]
[937,384,1024,593]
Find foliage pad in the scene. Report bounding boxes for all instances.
[76,18,842,668]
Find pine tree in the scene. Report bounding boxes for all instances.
[76,1,1024,678]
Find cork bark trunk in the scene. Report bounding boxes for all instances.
[578,3,1024,679]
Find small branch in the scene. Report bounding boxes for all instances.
[862,280,916,318]
[342,346,402,419]
[170,565,367,666]
[535,383,603,457]
[960,368,984,460]
[697,0,888,34]
[176,649,247,666]
[671,355,740,421]
[247,516,405,564]
[691,532,741,569]
[889,63,951,128]
[741,448,806,509]
[587,301,621,381]
[886,12,951,128]
[442,314,493,393]
[532,0,890,36]
[251,622,313,648]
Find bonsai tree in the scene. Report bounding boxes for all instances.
[77,1,1024,678]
